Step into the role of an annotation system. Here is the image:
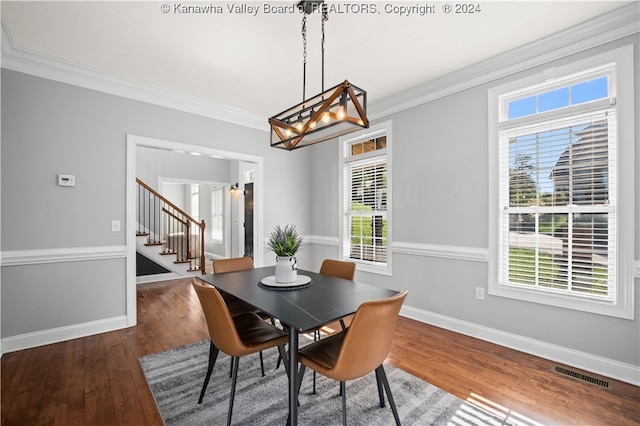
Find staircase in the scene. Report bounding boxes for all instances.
[136,178,206,278]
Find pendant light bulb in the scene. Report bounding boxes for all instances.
[309,109,317,129]
[296,114,304,132]
[337,91,347,120]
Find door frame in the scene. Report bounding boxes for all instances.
[125,134,264,327]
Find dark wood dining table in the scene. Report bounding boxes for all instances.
[197,266,400,426]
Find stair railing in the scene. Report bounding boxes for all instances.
[136,178,206,274]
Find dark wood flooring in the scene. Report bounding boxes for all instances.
[2,278,639,425]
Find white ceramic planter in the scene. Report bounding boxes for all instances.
[275,256,297,283]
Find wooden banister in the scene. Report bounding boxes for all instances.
[137,178,201,226]
[136,178,206,274]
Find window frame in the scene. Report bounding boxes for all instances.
[189,183,200,225]
[488,45,634,319]
[210,186,224,243]
[339,120,393,276]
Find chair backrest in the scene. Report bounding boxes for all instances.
[192,279,246,356]
[213,256,254,274]
[319,259,356,281]
[331,290,407,381]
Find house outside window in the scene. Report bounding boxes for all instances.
[340,121,392,275]
[488,46,634,319]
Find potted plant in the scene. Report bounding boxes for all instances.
[267,224,303,283]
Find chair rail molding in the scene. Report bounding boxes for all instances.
[392,241,488,263]
[302,235,340,247]
[304,237,640,277]
[0,245,127,267]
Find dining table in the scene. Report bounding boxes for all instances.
[197,266,400,426]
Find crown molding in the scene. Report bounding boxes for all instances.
[1,4,637,128]
[0,18,268,132]
[370,3,640,120]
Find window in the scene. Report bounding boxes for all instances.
[211,187,223,242]
[489,46,634,318]
[190,184,200,223]
[340,121,392,275]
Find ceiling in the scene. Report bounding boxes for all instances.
[1,1,631,118]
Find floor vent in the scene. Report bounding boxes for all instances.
[552,366,611,389]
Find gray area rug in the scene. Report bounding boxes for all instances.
[140,340,512,425]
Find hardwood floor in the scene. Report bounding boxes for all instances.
[2,278,639,425]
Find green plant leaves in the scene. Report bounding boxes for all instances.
[267,224,303,257]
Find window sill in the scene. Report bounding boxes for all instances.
[355,261,393,277]
[488,282,633,319]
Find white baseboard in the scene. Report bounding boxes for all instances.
[136,272,182,284]
[1,315,129,354]
[401,305,640,386]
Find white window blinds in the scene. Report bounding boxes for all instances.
[498,107,616,300]
[343,152,388,265]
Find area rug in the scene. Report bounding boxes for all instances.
[140,340,512,425]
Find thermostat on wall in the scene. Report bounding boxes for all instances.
[58,174,76,187]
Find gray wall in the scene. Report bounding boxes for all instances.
[137,146,232,192]
[309,36,640,369]
[1,69,311,340]
[137,146,234,257]
[1,21,637,383]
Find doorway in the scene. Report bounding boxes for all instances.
[244,182,254,258]
[126,134,264,327]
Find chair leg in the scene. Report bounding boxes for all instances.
[260,351,265,376]
[374,368,385,408]
[340,381,347,426]
[227,356,240,426]
[375,365,401,426]
[198,341,220,404]
[312,371,317,394]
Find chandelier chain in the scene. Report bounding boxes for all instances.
[321,5,327,92]
[302,15,307,102]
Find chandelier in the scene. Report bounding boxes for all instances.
[269,1,369,151]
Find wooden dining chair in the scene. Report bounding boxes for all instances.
[212,256,255,274]
[295,290,408,426]
[319,258,356,281]
[319,259,356,330]
[212,256,275,376]
[277,259,356,379]
[192,279,290,426]
[307,259,357,392]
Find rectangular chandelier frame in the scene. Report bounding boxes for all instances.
[269,80,369,151]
